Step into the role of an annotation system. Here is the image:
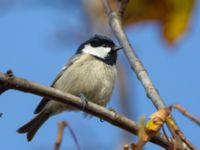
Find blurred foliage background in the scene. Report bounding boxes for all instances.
[0,0,199,149]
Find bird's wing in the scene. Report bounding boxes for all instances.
[34,54,81,114]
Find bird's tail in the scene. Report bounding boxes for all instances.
[17,111,50,141]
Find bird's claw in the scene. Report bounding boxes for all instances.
[108,107,118,118]
[80,93,88,110]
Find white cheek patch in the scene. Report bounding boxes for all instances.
[82,44,111,59]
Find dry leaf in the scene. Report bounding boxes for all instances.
[146,108,171,137]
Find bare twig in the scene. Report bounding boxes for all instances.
[167,104,200,149]
[162,126,173,149]
[101,0,195,149]
[0,70,13,94]
[171,104,200,126]
[101,0,165,117]
[123,144,129,150]
[54,121,67,150]
[54,121,81,150]
[135,117,147,150]
[117,0,129,18]
[67,123,81,150]
[0,71,169,148]
[171,123,194,150]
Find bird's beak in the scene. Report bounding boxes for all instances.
[113,46,123,51]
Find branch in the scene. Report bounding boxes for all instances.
[101,0,165,114]
[117,0,129,18]
[54,121,67,150]
[171,104,200,126]
[0,71,169,148]
[101,0,195,149]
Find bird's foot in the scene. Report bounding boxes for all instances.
[108,107,118,118]
[80,93,88,110]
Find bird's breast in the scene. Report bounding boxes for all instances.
[54,54,117,106]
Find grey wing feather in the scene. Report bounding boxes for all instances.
[34,55,81,114]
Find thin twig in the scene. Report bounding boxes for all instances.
[172,104,200,126]
[173,124,194,150]
[167,104,200,149]
[54,121,67,150]
[135,117,146,150]
[101,0,195,149]
[67,123,81,150]
[162,126,173,149]
[117,0,129,18]
[123,144,129,150]
[0,71,169,148]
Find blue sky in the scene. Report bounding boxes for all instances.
[0,1,200,150]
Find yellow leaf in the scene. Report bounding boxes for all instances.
[145,108,171,138]
[123,0,195,44]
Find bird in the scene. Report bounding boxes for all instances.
[17,34,122,141]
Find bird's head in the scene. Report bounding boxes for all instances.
[77,34,122,65]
